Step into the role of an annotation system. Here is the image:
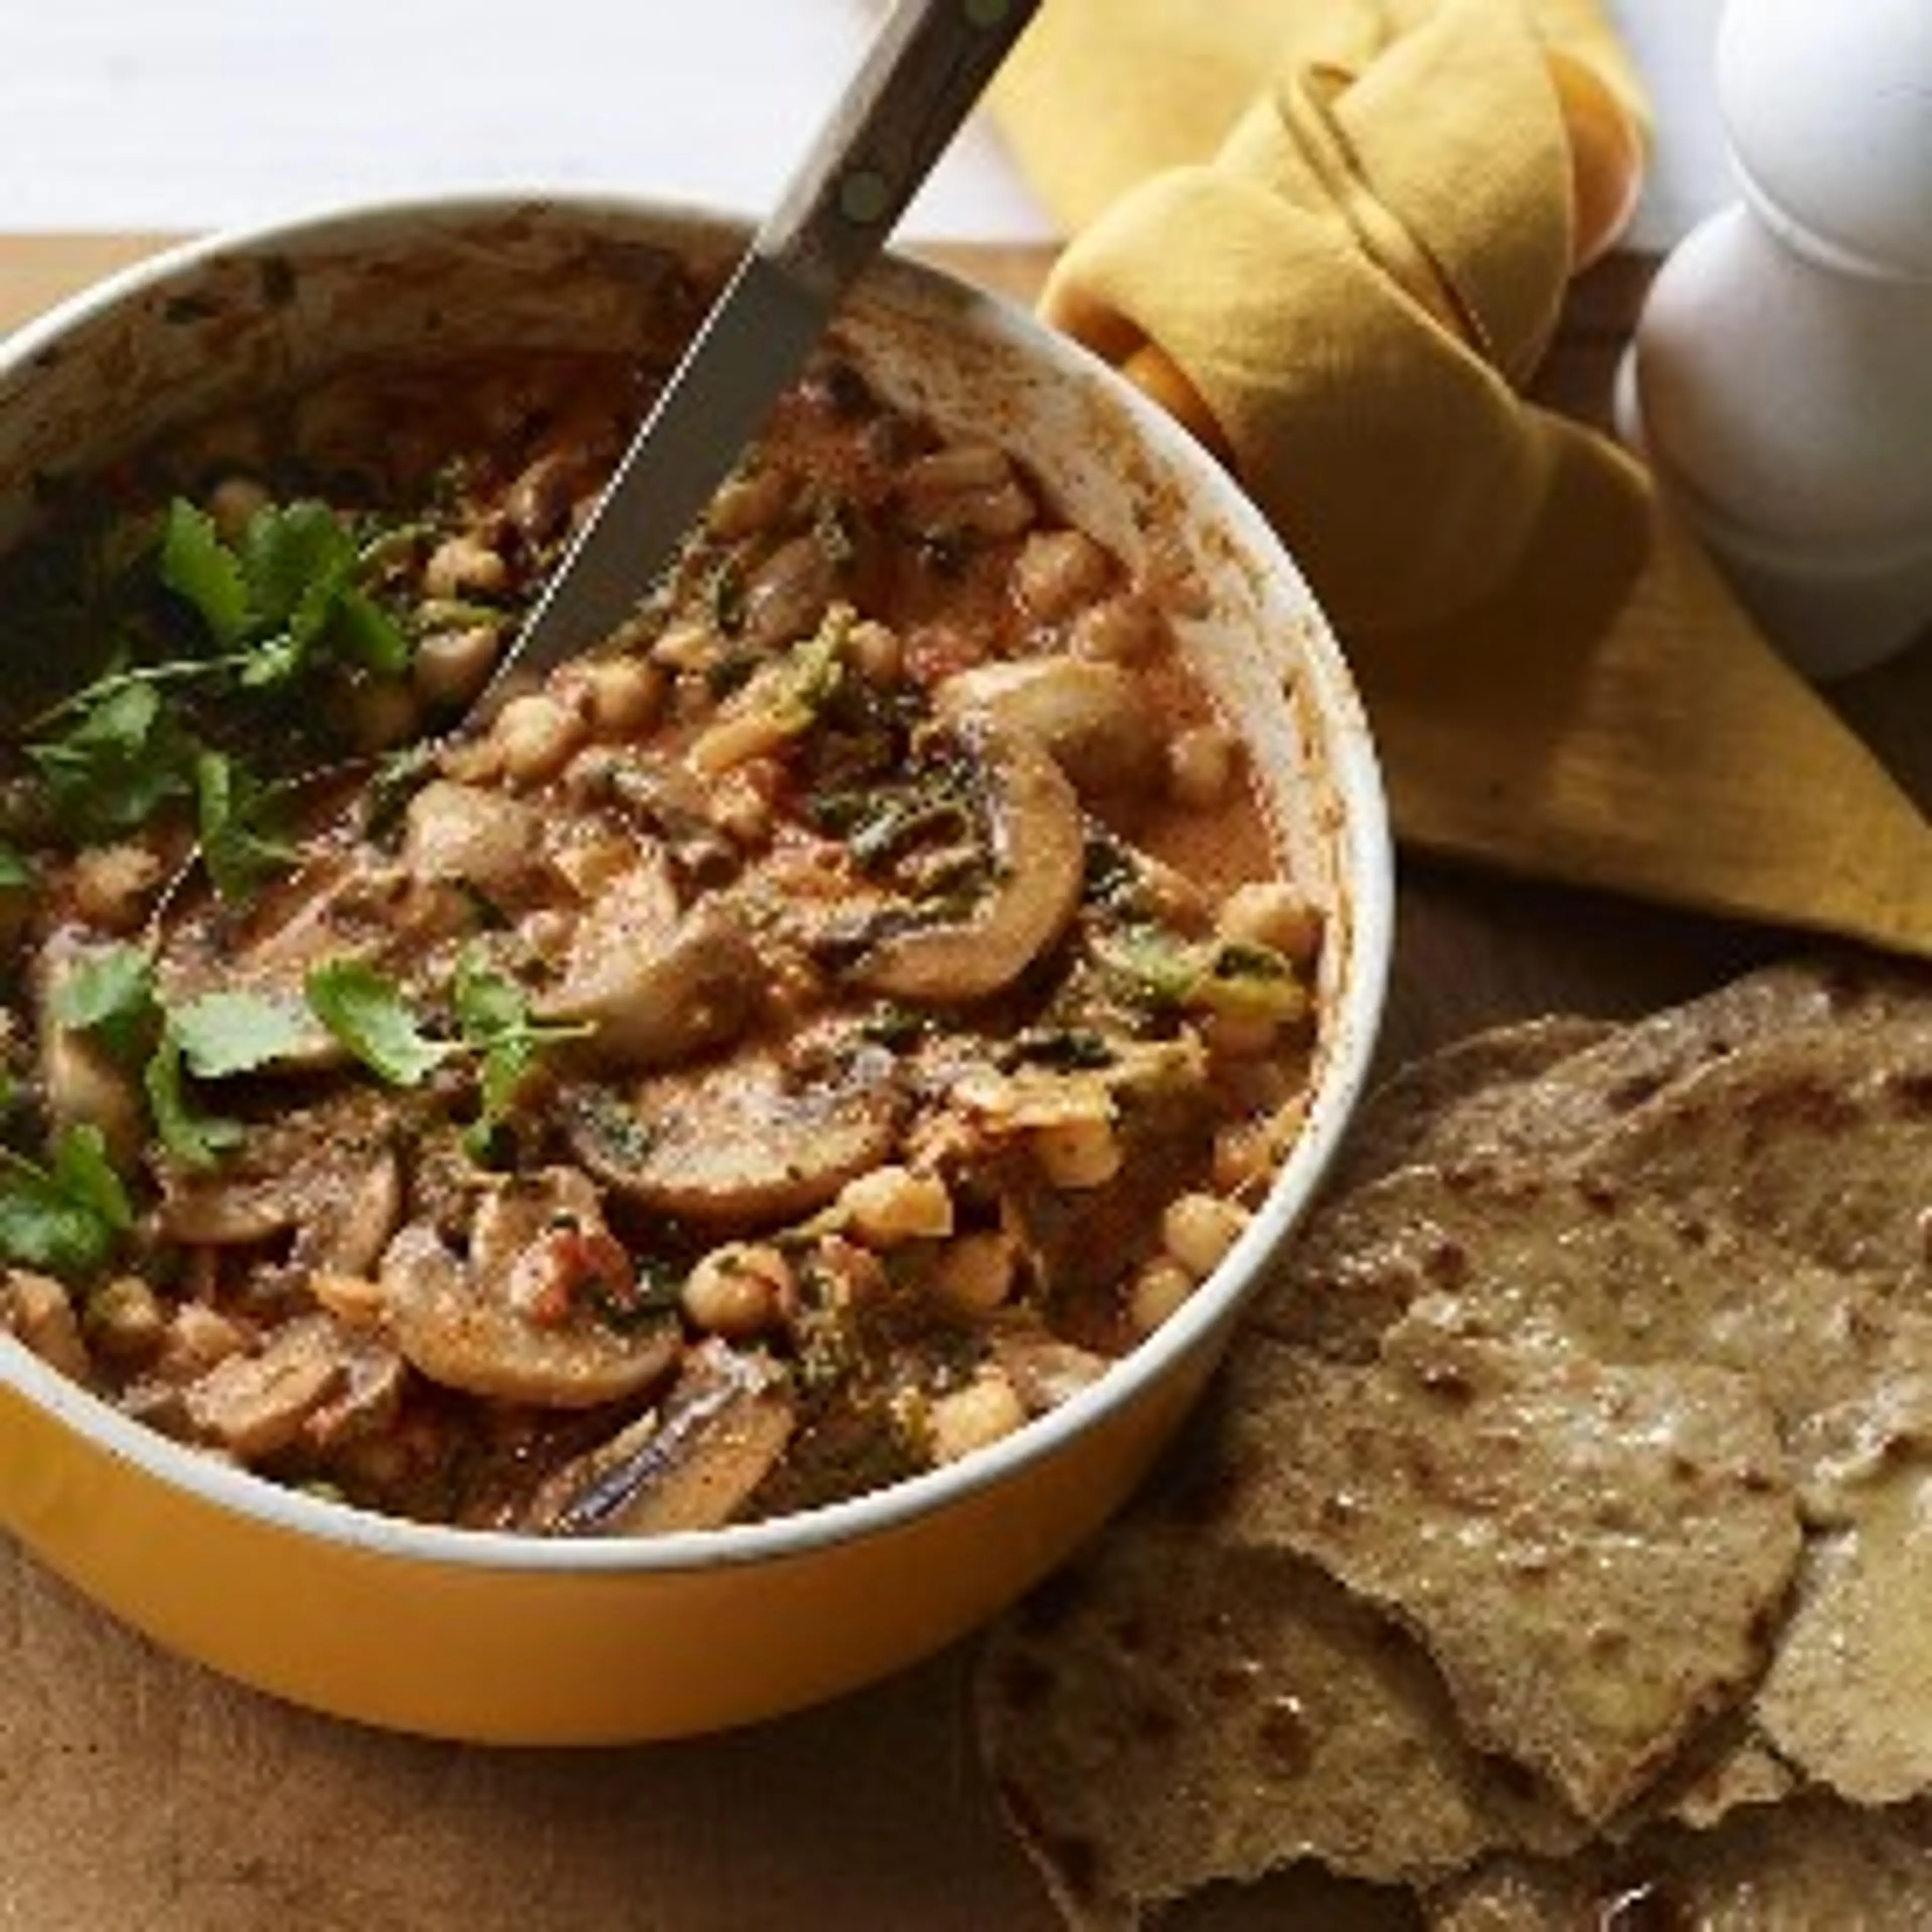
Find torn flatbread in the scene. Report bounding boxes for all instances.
[978,1514,1576,1930]
[1426,1796,1932,1931]
[1207,1311,1800,1824]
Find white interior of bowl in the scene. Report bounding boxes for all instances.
[0,191,1392,1575]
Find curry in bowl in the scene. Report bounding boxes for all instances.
[0,327,1323,1538]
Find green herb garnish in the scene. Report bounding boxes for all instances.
[453,951,590,1161]
[304,958,457,1088]
[0,1124,134,1276]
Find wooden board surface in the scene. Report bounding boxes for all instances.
[0,231,1923,1932]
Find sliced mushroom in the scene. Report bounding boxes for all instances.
[570,1034,904,1226]
[988,1328,1113,1413]
[936,659,1164,803]
[1,1268,93,1383]
[536,854,762,1071]
[522,1340,796,1536]
[740,532,836,651]
[377,1169,679,1408]
[849,717,1085,1005]
[181,1313,353,1463]
[155,1095,403,1272]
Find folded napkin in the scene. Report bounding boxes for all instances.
[991,0,1931,959]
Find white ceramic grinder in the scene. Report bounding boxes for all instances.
[1618,0,1932,680]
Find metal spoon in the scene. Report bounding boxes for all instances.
[471,0,1042,721]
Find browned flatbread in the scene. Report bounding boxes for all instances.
[978,956,1932,1928]
[1365,954,1928,1182]
[1572,1012,1932,1285]
[1326,1015,1616,1195]
[1247,1151,1920,1409]
[1209,1314,1800,1824]
[1425,1797,1932,1931]
[1751,1334,1932,1805]
[977,1514,1577,1928]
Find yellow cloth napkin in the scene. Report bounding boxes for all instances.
[991,0,1932,959]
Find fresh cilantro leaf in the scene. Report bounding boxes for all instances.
[325,585,410,676]
[158,498,249,647]
[195,751,295,900]
[27,679,201,840]
[452,953,529,1043]
[453,952,588,1161]
[143,1032,245,1168]
[0,842,35,891]
[234,630,305,691]
[170,988,313,1079]
[49,1123,135,1228]
[0,1124,134,1277]
[242,500,358,629]
[47,942,160,1068]
[305,958,456,1087]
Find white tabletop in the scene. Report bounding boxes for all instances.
[3,1,1730,248]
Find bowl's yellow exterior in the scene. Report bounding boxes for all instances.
[0,1347,1214,1743]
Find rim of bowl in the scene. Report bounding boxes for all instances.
[0,189,1394,1579]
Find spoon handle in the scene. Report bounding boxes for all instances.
[470,0,1039,715]
[764,0,1042,299]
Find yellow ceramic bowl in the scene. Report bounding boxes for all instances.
[0,194,1391,1744]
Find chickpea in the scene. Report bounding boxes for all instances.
[1203,1009,1285,1061]
[1218,880,1323,965]
[927,1231,1020,1315]
[1162,1191,1250,1281]
[1127,1256,1197,1338]
[927,1367,1028,1466]
[438,730,505,787]
[576,657,666,739]
[838,1165,954,1249]
[491,691,589,786]
[681,1244,794,1340]
[706,466,793,541]
[709,766,776,848]
[651,620,725,675]
[1212,1116,1281,1195]
[83,1274,168,1362]
[413,624,503,709]
[160,1302,248,1377]
[1031,1114,1122,1191]
[1167,722,1242,810]
[844,618,904,687]
[207,475,270,544]
[422,533,510,601]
